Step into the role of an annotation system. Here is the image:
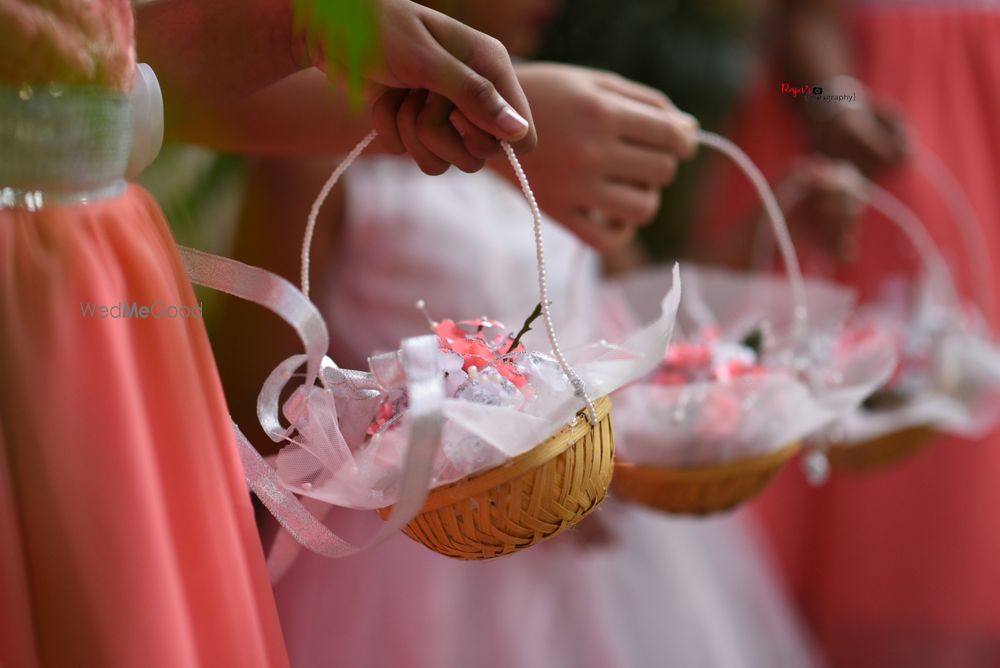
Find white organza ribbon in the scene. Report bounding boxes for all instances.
[178,246,444,580]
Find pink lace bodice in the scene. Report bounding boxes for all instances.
[0,0,134,91]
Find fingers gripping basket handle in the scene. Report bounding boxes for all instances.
[301,131,599,423]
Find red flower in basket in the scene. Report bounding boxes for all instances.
[652,326,766,387]
[435,318,529,388]
[664,342,714,370]
[366,306,546,436]
[366,399,396,437]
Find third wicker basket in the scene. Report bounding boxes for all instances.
[612,441,800,515]
[826,426,935,472]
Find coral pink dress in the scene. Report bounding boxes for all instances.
[702,2,1000,665]
[0,3,288,666]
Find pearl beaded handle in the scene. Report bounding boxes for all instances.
[914,141,997,329]
[300,130,599,425]
[502,142,597,424]
[300,130,378,297]
[696,130,810,341]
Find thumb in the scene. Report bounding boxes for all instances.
[419,14,535,148]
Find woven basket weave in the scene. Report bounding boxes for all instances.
[612,441,800,516]
[827,426,935,473]
[377,395,614,560]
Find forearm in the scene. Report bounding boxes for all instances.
[176,69,378,155]
[136,0,308,140]
[777,0,853,85]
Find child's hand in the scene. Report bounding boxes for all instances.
[456,64,698,251]
[783,156,865,261]
[139,0,533,173]
[808,101,909,178]
[304,0,535,174]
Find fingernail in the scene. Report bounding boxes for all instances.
[450,111,469,138]
[496,106,529,139]
[674,110,699,129]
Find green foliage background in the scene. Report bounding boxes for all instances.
[292,0,379,109]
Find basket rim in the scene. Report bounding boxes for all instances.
[614,440,800,484]
[387,395,613,514]
[826,425,936,452]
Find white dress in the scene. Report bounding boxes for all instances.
[271,158,820,668]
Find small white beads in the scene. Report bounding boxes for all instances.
[802,450,830,487]
[502,141,598,425]
[302,130,378,297]
[415,299,436,328]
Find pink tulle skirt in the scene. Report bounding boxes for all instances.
[0,186,288,667]
[273,502,819,668]
[701,6,1000,665]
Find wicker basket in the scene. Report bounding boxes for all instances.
[826,426,935,473]
[377,395,614,560]
[612,441,800,516]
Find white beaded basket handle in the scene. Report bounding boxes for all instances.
[696,130,810,341]
[300,130,599,424]
[913,139,997,328]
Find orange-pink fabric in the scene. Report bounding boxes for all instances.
[0,186,289,667]
[700,7,1000,666]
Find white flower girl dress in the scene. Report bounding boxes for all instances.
[269,155,819,668]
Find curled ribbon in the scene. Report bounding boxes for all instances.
[178,246,444,582]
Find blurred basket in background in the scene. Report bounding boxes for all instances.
[612,441,800,515]
[826,427,935,473]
